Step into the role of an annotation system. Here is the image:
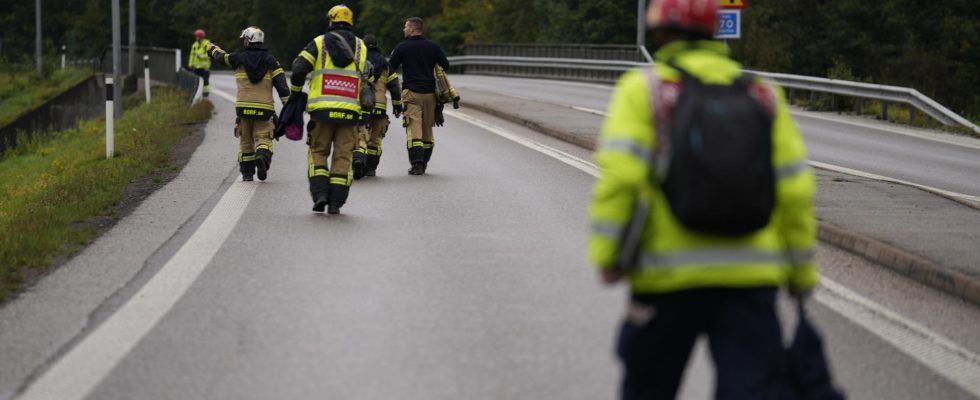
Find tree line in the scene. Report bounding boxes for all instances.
[1,0,977,118]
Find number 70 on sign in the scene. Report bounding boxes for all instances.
[715,10,741,39]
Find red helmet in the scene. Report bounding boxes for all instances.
[646,0,718,36]
[194,29,206,38]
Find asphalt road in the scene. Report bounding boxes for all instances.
[451,75,980,198]
[5,74,979,399]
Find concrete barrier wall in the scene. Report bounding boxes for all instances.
[0,76,102,154]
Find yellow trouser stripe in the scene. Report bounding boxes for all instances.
[236,102,275,111]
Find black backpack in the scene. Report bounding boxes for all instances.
[651,62,776,236]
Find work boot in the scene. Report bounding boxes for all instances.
[327,205,341,214]
[256,150,271,181]
[312,193,328,213]
[242,174,254,182]
[365,169,376,177]
[352,158,366,180]
[408,163,425,175]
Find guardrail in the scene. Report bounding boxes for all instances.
[448,53,980,134]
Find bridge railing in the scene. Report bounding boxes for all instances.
[449,46,979,134]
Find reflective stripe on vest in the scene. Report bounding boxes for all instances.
[640,248,787,269]
[307,35,365,114]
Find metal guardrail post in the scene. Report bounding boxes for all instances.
[883,102,889,121]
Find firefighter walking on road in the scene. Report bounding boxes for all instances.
[189,29,212,98]
[362,34,402,177]
[207,27,290,182]
[589,0,820,398]
[290,5,368,214]
[389,17,449,175]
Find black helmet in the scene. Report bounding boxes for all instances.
[363,34,379,49]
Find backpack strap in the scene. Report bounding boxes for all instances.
[645,66,672,180]
[327,31,363,76]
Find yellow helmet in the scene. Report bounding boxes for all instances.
[327,5,354,25]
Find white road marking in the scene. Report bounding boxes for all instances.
[816,279,980,395]
[570,106,608,117]
[794,111,980,152]
[487,102,980,203]
[210,87,236,104]
[16,92,255,400]
[448,109,980,397]
[447,110,599,177]
[19,182,256,400]
[479,77,980,152]
[808,160,980,203]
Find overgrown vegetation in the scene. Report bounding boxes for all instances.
[0,88,212,302]
[0,66,92,128]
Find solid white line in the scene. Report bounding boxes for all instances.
[489,103,980,203]
[448,109,980,397]
[446,110,599,177]
[794,111,980,152]
[816,279,980,395]
[17,151,255,397]
[463,75,980,152]
[210,87,236,104]
[808,160,980,203]
[570,106,608,117]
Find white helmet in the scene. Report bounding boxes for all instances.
[240,27,264,44]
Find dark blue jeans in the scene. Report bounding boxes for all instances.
[617,287,784,400]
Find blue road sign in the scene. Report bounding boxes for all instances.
[716,10,741,39]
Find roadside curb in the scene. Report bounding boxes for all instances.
[461,98,980,307]
[818,223,980,307]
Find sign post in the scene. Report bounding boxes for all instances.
[144,55,151,103]
[106,77,114,159]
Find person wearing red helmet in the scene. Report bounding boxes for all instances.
[188,29,212,97]
[589,0,821,398]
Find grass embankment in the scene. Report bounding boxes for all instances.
[0,67,93,128]
[0,88,213,302]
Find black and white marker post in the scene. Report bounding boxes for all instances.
[144,55,151,103]
[105,77,114,159]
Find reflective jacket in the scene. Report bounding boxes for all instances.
[188,39,211,70]
[209,46,290,119]
[292,29,367,124]
[588,40,818,294]
[370,66,401,116]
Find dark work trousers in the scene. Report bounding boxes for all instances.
[617,287,783,400]
[193,68,211,96]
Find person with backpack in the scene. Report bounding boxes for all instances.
[289,4,368,214]
[588,0,819,398]
[359,34,402,178]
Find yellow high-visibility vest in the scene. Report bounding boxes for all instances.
[188,39,211,70]
[301,35,367,122]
